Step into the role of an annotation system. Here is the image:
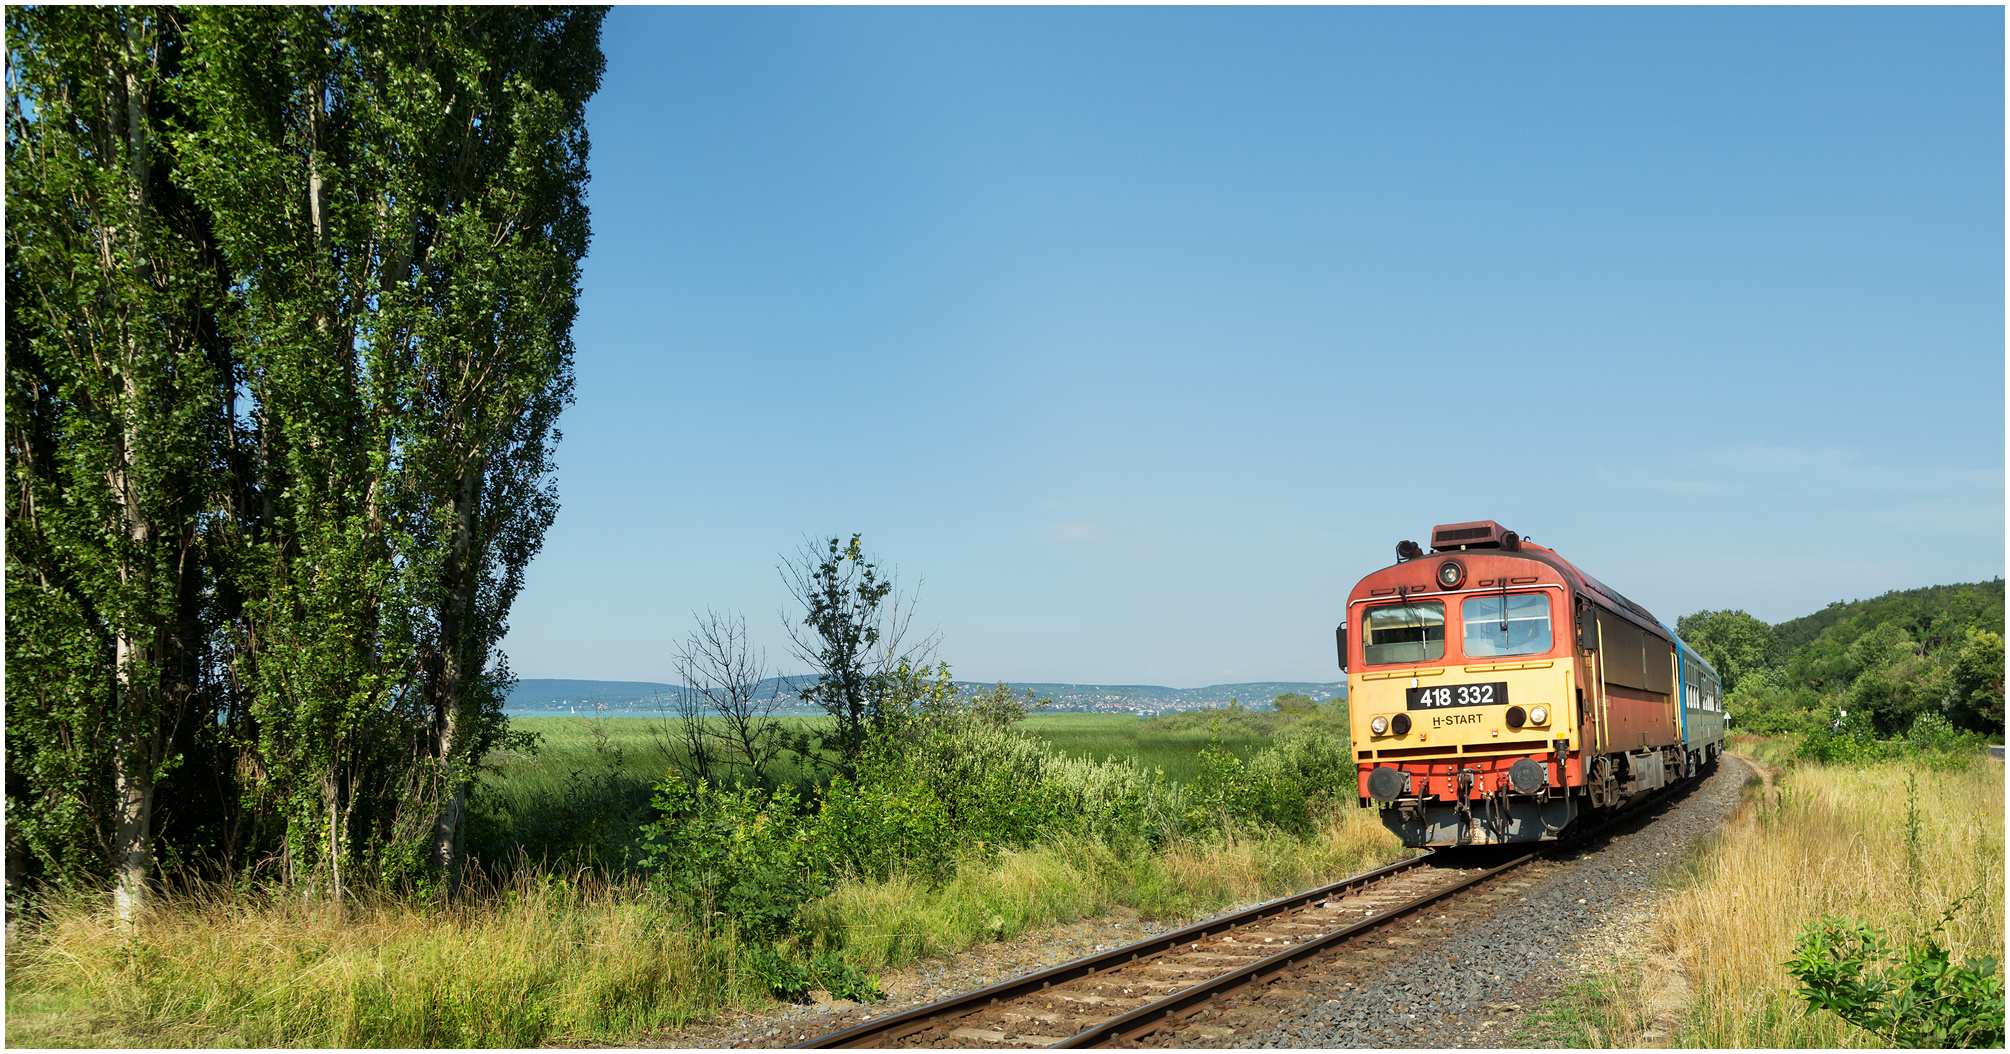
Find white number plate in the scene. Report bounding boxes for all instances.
[1405,682,1508,710]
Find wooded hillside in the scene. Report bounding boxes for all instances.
[1678,579,2004,739]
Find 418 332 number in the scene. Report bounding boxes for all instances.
[1405,682,1509,710]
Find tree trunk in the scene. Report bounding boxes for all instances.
[430,459,483,897]
[110,738,153,924]
[322,773,344,901]
[110,15,156,926]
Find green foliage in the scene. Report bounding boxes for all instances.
[784,535,926,777]
[1723,675,1823,736]
[1186,726,1355,835]
[471,761,654,873]
[1272,692,1317,715]
[1907,711,1985,756]
[638,772,825,944]
[805,773,957,884]
[1773,579,2005,654]
[1685,580,2005,742]
[5,5,606,904]
[1787,900,2004,1048]
[1140,704,1298,739]
[1946,630,2006,733]
[1675,609,1782,694]
[6,4,226,901]
[749,948,882,1004]
[1795,720,1902,766]
[812,953,884,1004]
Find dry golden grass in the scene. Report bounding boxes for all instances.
[1649,753,2005,1047]
[9,808,1407,1048]
[6,866,755,1048]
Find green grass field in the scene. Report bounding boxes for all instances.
[1017,713,1280,784]
[493,710,1287,801]
[471,711,1285,869]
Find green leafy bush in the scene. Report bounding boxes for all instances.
[1183,727,1354,835]
[1794,710,1987,769]
[1184,740,1257,828]
[1039,749,1179,847]
[638,773,825,941]
[1787,904,2004,1048]
[879,719,1064,849]
[811,953,883,1003]
[804,773,956,883]
[745,944,883,1004]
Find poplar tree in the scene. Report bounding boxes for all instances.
[176,5,602,895]
[6,5,602,905]
[5,7,225,919]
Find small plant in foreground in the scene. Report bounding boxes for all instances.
[1786,895,2004,1048]
[812,953,884,1003]
[746,947,882,1004]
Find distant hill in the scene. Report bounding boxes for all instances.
[506,677,1344,716]
[504,679,684,708]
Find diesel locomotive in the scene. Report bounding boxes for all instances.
[1337,520,1725,846]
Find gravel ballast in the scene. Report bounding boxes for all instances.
[1237,755,1754,1049]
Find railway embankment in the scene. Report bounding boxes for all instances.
[1224,757,1752,1049]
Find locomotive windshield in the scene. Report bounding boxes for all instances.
[1460,592,1552,657]
[1362,601,1445,664]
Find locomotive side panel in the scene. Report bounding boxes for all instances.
[1592,612,1682,753]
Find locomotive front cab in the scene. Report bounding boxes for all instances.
[1341,521,1586,846]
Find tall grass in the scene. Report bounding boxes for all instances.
[10,809,1407,1048]
[10,710,1402,1047]
[805,806,1407,972]
[1650,752,2004,1047]
[6,866,759,1047]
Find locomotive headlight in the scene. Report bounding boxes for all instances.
[1530,705,1550,725]
[1436,559,1466,590]
[1370,716,1390,735]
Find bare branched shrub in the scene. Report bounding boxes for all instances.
[670,608,788,784]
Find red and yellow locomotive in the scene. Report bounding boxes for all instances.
[1338,520,1725,847]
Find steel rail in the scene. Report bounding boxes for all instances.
[1054,848,1540,1047]
[791,851,1436,1049]
[797,767,1710,1050]
[1061,768,1714,1047]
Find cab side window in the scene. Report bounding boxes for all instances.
[1363,601,1446,664]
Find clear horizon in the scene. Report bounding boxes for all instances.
[500,7,2004,689]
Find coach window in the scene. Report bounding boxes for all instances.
[1362,601,1446,665]
[1461,593,1553,657]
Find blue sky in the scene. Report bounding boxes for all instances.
[498,6,2004,689]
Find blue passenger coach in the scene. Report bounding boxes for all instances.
[1671,632,1726,771]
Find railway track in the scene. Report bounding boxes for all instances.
[795,777,1705,1050]
[792,848,1532,1049]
